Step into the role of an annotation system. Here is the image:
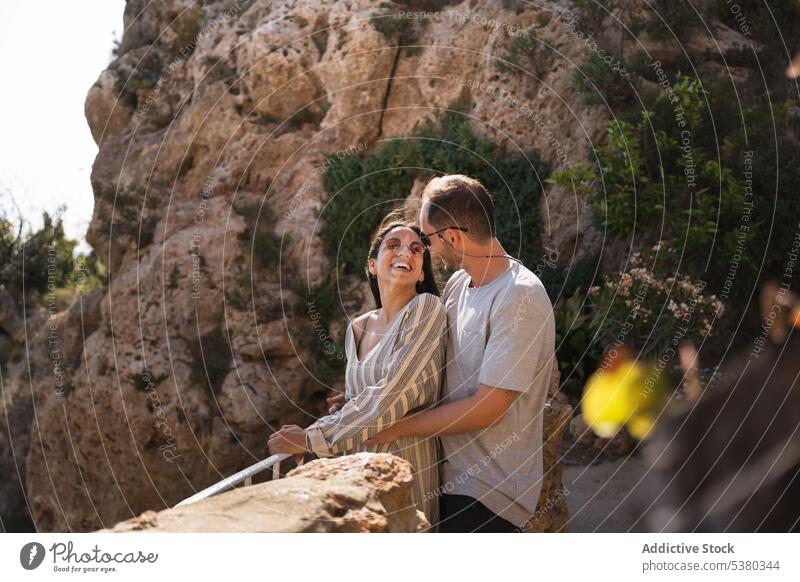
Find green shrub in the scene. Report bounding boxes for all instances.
[303,273,348,380]
[496,28,552,77]
[173,5,204,56]
[92,185,160,249]
[370,10,413,38]
[573,52,641,108]
[370,3,430,53]
[112,51,163,109]
[539,251,600,302]
[312,104,549,376]
[235,203,286,269]
[587,246,723,358]
[550,71,800,358]
[321,105,548,275]
[554,288,602,399]
[253,230,286,268]
[644,0,703,41]
[550,76,757,288]
[1,191,109,314]
[570,0,611,35]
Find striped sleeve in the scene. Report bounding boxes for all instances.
[306,293,446,457]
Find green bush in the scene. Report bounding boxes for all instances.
[235,203,287,269]
[538,250,600,305]
[112,51,163,110]
[1,209,75,304]
[553,288,602,399]
[0,200,106,314]
[370,3,430,53]
[312,105,549,376]
[550,76,759,290]
[573,52,642,108]
[321,105,548,275]
[587,246,723,358]
[496,28,552,77]
[370,10,413,38]
[550,71,800,357]
[644,0,703,41]
[92,185,160,249]
[571,0,611,33]
[253,230,286,268]
[172,5,204,56]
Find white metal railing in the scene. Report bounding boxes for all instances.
[175,452,305,507]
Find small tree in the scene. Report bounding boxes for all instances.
[1,188,104,308]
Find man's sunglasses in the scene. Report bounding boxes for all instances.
[419,226,469,246]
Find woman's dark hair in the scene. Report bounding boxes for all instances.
[366,219,439,308]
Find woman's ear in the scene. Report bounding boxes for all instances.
[368,258,377,277]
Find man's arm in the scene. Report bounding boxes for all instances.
[367,281,555,445]
[365,384,516,444]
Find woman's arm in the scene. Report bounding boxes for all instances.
[304,293,446,457]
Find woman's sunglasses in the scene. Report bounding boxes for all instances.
[381,237,427,255]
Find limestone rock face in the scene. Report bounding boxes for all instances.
[103,453,428,533]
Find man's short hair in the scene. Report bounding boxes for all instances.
[422,175,495,243]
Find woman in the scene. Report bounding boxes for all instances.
[268,219,448,525]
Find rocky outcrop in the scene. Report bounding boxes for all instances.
[525,356,572,532]
[103,453,428,532]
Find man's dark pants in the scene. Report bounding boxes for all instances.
[438,494,519,533]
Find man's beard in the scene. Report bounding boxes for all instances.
[437,246,462,271]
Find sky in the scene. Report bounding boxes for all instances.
[0,0,126,251]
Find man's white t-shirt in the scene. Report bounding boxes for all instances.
[439,260,556,527]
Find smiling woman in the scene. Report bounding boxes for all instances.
[365,219,440,309]
[268,217,447,527]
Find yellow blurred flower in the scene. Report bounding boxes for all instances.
[582,356,666,440]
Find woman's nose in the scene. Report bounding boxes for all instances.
[393,244,413,257]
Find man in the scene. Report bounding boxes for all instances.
[364,174,556,532]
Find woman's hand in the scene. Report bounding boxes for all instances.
[267,425,309,461]
[326,393,346,414]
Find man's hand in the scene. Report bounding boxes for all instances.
[368,385,518,440]
[364,417,408,446]
[326,393,346,414]
[267,425,308,463]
